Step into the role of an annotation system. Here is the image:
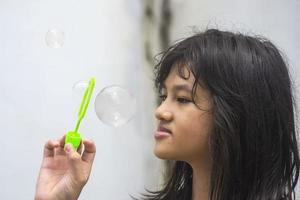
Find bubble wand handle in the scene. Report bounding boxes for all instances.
[65,77,96,149]
[75,77,95,132]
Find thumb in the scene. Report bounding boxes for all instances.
[63,144,86,197]
[65,143,82,167]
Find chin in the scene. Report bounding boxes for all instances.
[153,144,176,160]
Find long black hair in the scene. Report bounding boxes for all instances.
[140,29,300,200]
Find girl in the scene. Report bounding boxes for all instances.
[35,29,300,200]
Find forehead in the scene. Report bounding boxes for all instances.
[161,64,212,103]
[162,65,195,89]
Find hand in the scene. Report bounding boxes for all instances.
[35,135,96,200]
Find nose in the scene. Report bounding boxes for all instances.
[155,101,173,121]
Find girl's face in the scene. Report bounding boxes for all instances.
[154,66,214,165]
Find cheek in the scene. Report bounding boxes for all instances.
[153,112,214,160]
[177,128,210,156]
[176,113,213,156]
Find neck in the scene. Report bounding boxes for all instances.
[190,161,211,200]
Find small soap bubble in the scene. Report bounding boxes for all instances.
[45,28,65,48]
[72,80,89,98]
[95,85,136,127]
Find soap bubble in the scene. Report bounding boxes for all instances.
[95,85,136,127]
[45,28,65,48]
[72,80,89,98]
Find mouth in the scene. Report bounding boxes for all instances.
[157,126,172,134]
[154,124,173,139]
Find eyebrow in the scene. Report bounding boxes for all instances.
[161,84,193,93]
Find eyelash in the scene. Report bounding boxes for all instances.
[158,95,167,101]
[158,95,192,104]
[177,97,192,104]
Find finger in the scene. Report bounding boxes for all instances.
[54,145,66,156]
[81,139,96,163]
[64,143,82,172]
[43,139,60,158]
[59,134,66,148]
[53,135,68,156]
[77,141,84,156]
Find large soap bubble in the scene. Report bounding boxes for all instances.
[45,28,65,48]
[73,81,137,127]
[94,85,136,127]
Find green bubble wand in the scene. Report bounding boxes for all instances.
[65,77,96,149]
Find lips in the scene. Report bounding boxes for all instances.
[154,125,172,139]
[158,126,172,134]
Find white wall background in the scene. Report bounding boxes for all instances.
[0,0,162,199]
[1,0,299,199]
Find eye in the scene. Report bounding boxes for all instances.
[158,95,167,102]
[177,97,192,104]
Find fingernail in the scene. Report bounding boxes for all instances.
[65,143,73,153]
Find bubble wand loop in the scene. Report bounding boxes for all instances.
[65,77,96,149]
